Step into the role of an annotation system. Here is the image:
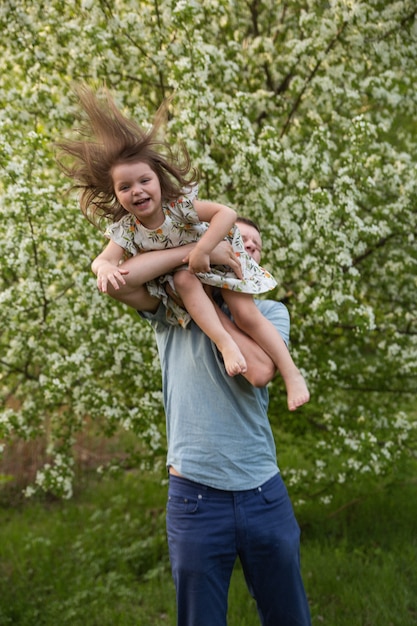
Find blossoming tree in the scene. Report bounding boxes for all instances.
[1,0,416,500]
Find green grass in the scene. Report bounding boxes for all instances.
[302,480,417,625]
[0,469,416,625]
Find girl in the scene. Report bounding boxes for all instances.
[57,86,309,410]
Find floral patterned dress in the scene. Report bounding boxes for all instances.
[105,191,277,327]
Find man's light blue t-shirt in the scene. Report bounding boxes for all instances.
[142,300,290,491]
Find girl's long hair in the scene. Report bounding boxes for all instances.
[56,85,198,226]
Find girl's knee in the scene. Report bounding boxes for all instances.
[173,270,200,296]
[173,270,192,288]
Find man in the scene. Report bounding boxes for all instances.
[95,218,311,625]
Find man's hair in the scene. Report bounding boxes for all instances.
[56,85,198,227]
[236,216,261,233]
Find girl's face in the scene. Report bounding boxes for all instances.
[111,161,164,229]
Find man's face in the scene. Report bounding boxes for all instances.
[237,222,262,264]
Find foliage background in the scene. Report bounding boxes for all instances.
[0,0,416,500]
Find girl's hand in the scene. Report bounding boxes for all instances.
[184,247,211,274]
[209,241,243,279]
[183,241,243,278]
[96,262,129,293]
[183,241,243,279]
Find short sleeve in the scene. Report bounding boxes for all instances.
[221,299,290,346]
[184,184,199,203]
[105,215,138,256]
[163,184,199,223]
[257,300,290,346]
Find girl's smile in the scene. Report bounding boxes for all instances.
[111,161,164,229]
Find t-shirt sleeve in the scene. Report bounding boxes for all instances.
[256,300,291,346]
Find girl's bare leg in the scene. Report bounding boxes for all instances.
[173,271,247,377]
[99,246,197,311]
[223,291,310,410]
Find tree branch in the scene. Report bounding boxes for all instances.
[280,21,348,138]
[342,233,396,272]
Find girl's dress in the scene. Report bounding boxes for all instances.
[105,189,277,327]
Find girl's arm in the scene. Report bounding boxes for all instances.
[184,200,237,274]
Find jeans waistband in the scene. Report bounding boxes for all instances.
[168,471,280,498]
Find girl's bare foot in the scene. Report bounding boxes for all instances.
[220,342,247,377]
[286,370,310,411]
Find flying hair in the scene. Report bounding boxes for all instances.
[56,85,198,227]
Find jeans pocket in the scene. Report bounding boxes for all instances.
[259,474,287,505]
[167,494,200,514]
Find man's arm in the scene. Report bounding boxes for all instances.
[95,240,243,312]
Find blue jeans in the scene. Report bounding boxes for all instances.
[166,472,311,626]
